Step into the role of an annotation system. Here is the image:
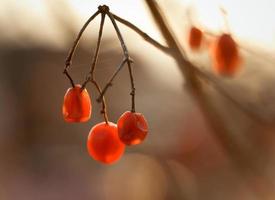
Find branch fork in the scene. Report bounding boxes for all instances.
[64,3,256,124]
[64,5,144,121]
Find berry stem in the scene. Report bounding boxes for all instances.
[63,69,75,88]
[90,13,106,78]
[82,12,106,88]
[96,58,129,103]
[72,11,109,123]
[64,10,100,85]
[85,12,109,124]
[107,11,136,112]
[91,80,109,124]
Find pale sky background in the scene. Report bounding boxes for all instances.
[0,0,274,52]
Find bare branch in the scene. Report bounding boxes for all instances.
[92,79,109,124]
[63,10,100,87]
[64,10,100,69]
[76,10,109,124]
[97,58,130,102]
[63,69,75,87]
[111,12,171,54]
[107,11,136,112]
[82,13,106,88]
[144,0,263,171]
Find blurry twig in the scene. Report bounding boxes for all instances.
[108,7,263,123]
[144,0,256,169]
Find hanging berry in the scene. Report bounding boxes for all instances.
[63,5,152,165]
[117,111,148,145]
[87,122,125,164]
[211,33,241,76]
[62,84,92,122]
[188,26,203,51]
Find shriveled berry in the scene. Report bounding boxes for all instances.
[117,111,148,145]
[211,33,241,76]
[188,26,203,51]
[87,122,125,164]
[62,84,91,122]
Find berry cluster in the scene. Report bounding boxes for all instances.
[187,8,241,77]
[62,87,148,164]
[62,5,148,164]
[62,5,243,165]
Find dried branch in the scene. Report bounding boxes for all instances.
[64,10,100,69]
[95,5,257,121]
[63,10,100,87]
[111,13,171,54]
[91,79,109,124]
[97,58,133,102]
[68,9,109,124]
[82,12,106,88]
[143,0,262,123]
[107,11,136,112]
[63,3,264,129]
[85,12,109,124]
[144,0,252,167]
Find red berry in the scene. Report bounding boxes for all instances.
[188,26,203,51]
[117,111,148,145]
[211,33,241,76]
[87,122,125,164]
[62,84,92,122]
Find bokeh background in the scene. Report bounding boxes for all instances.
[0,0,275,199]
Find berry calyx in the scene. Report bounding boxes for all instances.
[117,111,148,145]
[62,84,92,122]
[188,26,203,51]
[211,33,241,76]
[87,122,125,164]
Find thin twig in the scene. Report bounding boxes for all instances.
[63,10,100,87]
[97,58,130,102]
[112,13,171,54]
[90,13,106,77]
[63,69,75,87]
[91,80,109,124]
[82,12,106,88]
[79,10,109,124]
[64,10,100,68]
[107,11,136,112]
[89,12,109,124]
